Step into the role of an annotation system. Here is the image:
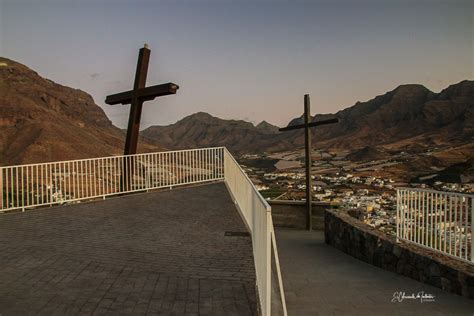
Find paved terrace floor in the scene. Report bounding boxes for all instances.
[277,229,473,315]
[0,183,257,315]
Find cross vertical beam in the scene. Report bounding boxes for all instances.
[279,94,338,231]
[303,95,313,231]
[124,45,150,155]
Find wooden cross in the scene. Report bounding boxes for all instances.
[105,44,178,191]
[105,44,179,155]
[279,94,338,231]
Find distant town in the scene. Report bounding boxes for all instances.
[239,148,473,237]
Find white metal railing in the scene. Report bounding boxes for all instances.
[397,188,473,263]
[0,147,224,212]
[224,148,287,316]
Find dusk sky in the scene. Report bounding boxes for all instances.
[1,0,472,129]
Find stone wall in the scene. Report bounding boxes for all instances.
[325,209,474,299]
[270,201,336,230]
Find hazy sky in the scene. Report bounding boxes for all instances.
[1,0,472,128]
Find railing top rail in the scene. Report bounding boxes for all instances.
[0,147,226,169]
[224,148,271,212]
[397,187,473,198]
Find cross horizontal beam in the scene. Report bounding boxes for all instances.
[279,118,339,132]
[105,82,179,105]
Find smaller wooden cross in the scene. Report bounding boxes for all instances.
[279,94,338,231]
[105,44,179,155]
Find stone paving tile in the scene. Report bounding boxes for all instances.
[0,183,257,315]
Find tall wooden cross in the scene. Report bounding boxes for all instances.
[279,94,338,231]
[105,44,178,191]
[105,44,179,155]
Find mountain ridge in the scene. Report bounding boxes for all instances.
[1,56,472,165]
[143,80,473,154]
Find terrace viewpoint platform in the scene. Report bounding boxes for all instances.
[0,145,472,316]
[277,229,474,315]
[0,183,257,315]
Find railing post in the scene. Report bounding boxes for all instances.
[471,196,473,263]
[49,164,53,206]
[396,189,399,242]
[145,162,150,191]
[0,167,3,211]
[266,212,272,316]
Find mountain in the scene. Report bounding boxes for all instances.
[143,81,473,155]
[256,120,279,134]
[306,82,474,150]
[142,112,285,153]
[0,57,159,165]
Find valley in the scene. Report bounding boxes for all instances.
[239,143,474,236]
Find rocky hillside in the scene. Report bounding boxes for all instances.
[143,81,473,155]
[142,112,285,153]
[306,81,474,150]
[256,120,279,134]
[0,57,159,165]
